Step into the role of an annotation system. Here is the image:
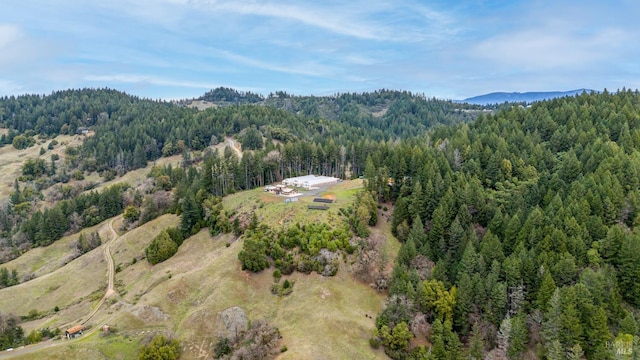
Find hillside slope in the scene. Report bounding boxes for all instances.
[1,181,395,359]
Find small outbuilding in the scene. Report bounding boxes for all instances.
[65,325,84,339]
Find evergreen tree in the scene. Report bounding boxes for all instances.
[180,193,201,236]
[145,230,179,265]
[618,235,640,306]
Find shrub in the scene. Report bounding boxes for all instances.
[214,337,232,358]
[271,279,294,296]
[138,335,180,360]
[72,170,84,180]
[165,227,184,246]
[123,206,140,224]
[145,230,178,265]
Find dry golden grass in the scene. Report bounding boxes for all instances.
[187,100,217,110]
[0,215,179,335]
[5,332,141,360]
[87,155,183,194]
[124,230,388,360]
[2,221,114,280]
[2,180,395,359]
[0,134,85,201]
[0,242,104,328]
[224,180,364,230]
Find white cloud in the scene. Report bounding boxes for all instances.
[83,73,260,93]
[185,0,453,42]
[208,48,334,77]
[472,25,629,70]
[0,24,21,48]
[85,74,218,89]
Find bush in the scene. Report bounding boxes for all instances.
[238,234,269,272]
[273,269,281,283]
[123,206,140,224]
[214,337,232,358]
[165,227,184,246]
[26,329,42,344]
[145,230,178,265]
[71,170,84,180]
[271,279,294,296]
[138,335,180,360]
[369,336,381,349]
[12,135,35,149]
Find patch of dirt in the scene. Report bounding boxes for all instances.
[319,287,331,300]
[188,100,218,111]
[372,107,388,118]
[166,287,187,304]
[128,305,170,322]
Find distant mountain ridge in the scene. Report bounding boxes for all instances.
[461,89,596,105]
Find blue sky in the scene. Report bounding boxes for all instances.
[1,0,639,100]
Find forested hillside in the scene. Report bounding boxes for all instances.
[0,88,473,263]
[365,89,640,359]
[2,87,640,359]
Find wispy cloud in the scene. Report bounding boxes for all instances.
[84,74,223,90]
[473,25,629,69]
[0,24,21,48]
[1,0,639,99]
[207,48,334,77]
[184,0,454,43]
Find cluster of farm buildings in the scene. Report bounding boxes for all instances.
[265,175,340,195]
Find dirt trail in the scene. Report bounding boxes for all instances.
[0,217,121,359]
[81,217,118,324]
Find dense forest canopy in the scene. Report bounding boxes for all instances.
[365,88,640,359]
[2,86,640,358]
[0,88,480,175]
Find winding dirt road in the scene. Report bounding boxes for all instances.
[81,217,118,325]
[0,217,120,359]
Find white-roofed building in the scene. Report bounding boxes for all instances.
[281,175,339,189]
